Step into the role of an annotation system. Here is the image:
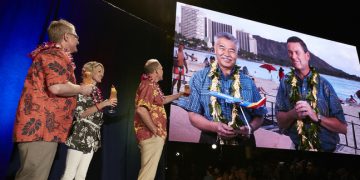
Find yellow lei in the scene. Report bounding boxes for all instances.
[208,61,243,128]
[288,67,321,151]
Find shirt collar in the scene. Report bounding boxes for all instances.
[217,65,237,80]
[295,69,312,81]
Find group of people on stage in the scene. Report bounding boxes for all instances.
[12,19,183,180]
[12,18,348,180]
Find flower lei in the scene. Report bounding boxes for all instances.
[288,67,321,151]
[91,86,104,104]
[208,61,243,129]
[140,73,165,98]
[29,42,76,69]
[29,42,60,59]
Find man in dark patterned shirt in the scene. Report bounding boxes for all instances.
[13,19,93,180]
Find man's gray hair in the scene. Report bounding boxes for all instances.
[214,32,239,51]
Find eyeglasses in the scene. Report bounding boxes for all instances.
[67,32,79,40]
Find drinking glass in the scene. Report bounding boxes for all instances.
[83,71,92,85]
[108,85,117,114]
[183,84,190,96]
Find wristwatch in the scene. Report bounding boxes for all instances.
[317,114,322,125]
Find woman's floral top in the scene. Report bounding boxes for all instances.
[65,87,104,153]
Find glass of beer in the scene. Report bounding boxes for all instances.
[83,71,92,85]
[184,84,190,96]
[108,85,117,114]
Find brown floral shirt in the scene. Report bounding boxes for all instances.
[134,78,167,142]
[65,88,104,153]
[13,42,77,143]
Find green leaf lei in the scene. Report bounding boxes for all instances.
[208,61,244,129]
[287,67,321,151]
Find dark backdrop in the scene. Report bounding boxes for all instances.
[1,0,359,179]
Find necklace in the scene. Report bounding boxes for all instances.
[288,67,321,151]
[208,61,243,128]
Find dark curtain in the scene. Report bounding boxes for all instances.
[2,0,174,179]
[0,0,61,179]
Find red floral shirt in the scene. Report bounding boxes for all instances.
[134,78,167,142]
[13,42,77,143]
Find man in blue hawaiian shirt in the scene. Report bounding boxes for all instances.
[275,36,347,152]
[181,32,267,146]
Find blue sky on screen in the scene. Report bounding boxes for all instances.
[176,2,360,77]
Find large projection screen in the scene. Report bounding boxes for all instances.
[169,2,360,155]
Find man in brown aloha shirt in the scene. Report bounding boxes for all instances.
[13,19,93,180]
[134,59,183,180]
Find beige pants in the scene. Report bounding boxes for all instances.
[137,136,165,180]
[15,141,58,180]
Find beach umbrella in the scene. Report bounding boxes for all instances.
[259,63,277,80]
[259,63,277,73]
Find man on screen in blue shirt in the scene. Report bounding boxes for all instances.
[181,32,267,146]
[275,36,347,152]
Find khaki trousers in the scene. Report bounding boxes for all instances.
[15,141,58,180]
[137,136,164,180]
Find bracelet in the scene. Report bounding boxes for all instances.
[95,103,100,111]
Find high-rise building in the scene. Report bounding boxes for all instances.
[180,6,205,40]
[208,19,232,47]
[249,35,258,55]
[175,16,180,33]
[235,30,250,52]
[179,5,233,48]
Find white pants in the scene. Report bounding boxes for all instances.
[61,149,94,180]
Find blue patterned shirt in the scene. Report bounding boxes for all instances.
[275,71,346,152]
[181,66,267,124]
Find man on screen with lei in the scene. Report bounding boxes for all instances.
[181,32,267,146]
[275,36,347,152]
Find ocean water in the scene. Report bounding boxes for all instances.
[177,48,360,101]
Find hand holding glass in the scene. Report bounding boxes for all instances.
[108,85,117,114]
[183,84,190,96]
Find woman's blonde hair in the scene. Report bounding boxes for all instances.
[82,61,104,80]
